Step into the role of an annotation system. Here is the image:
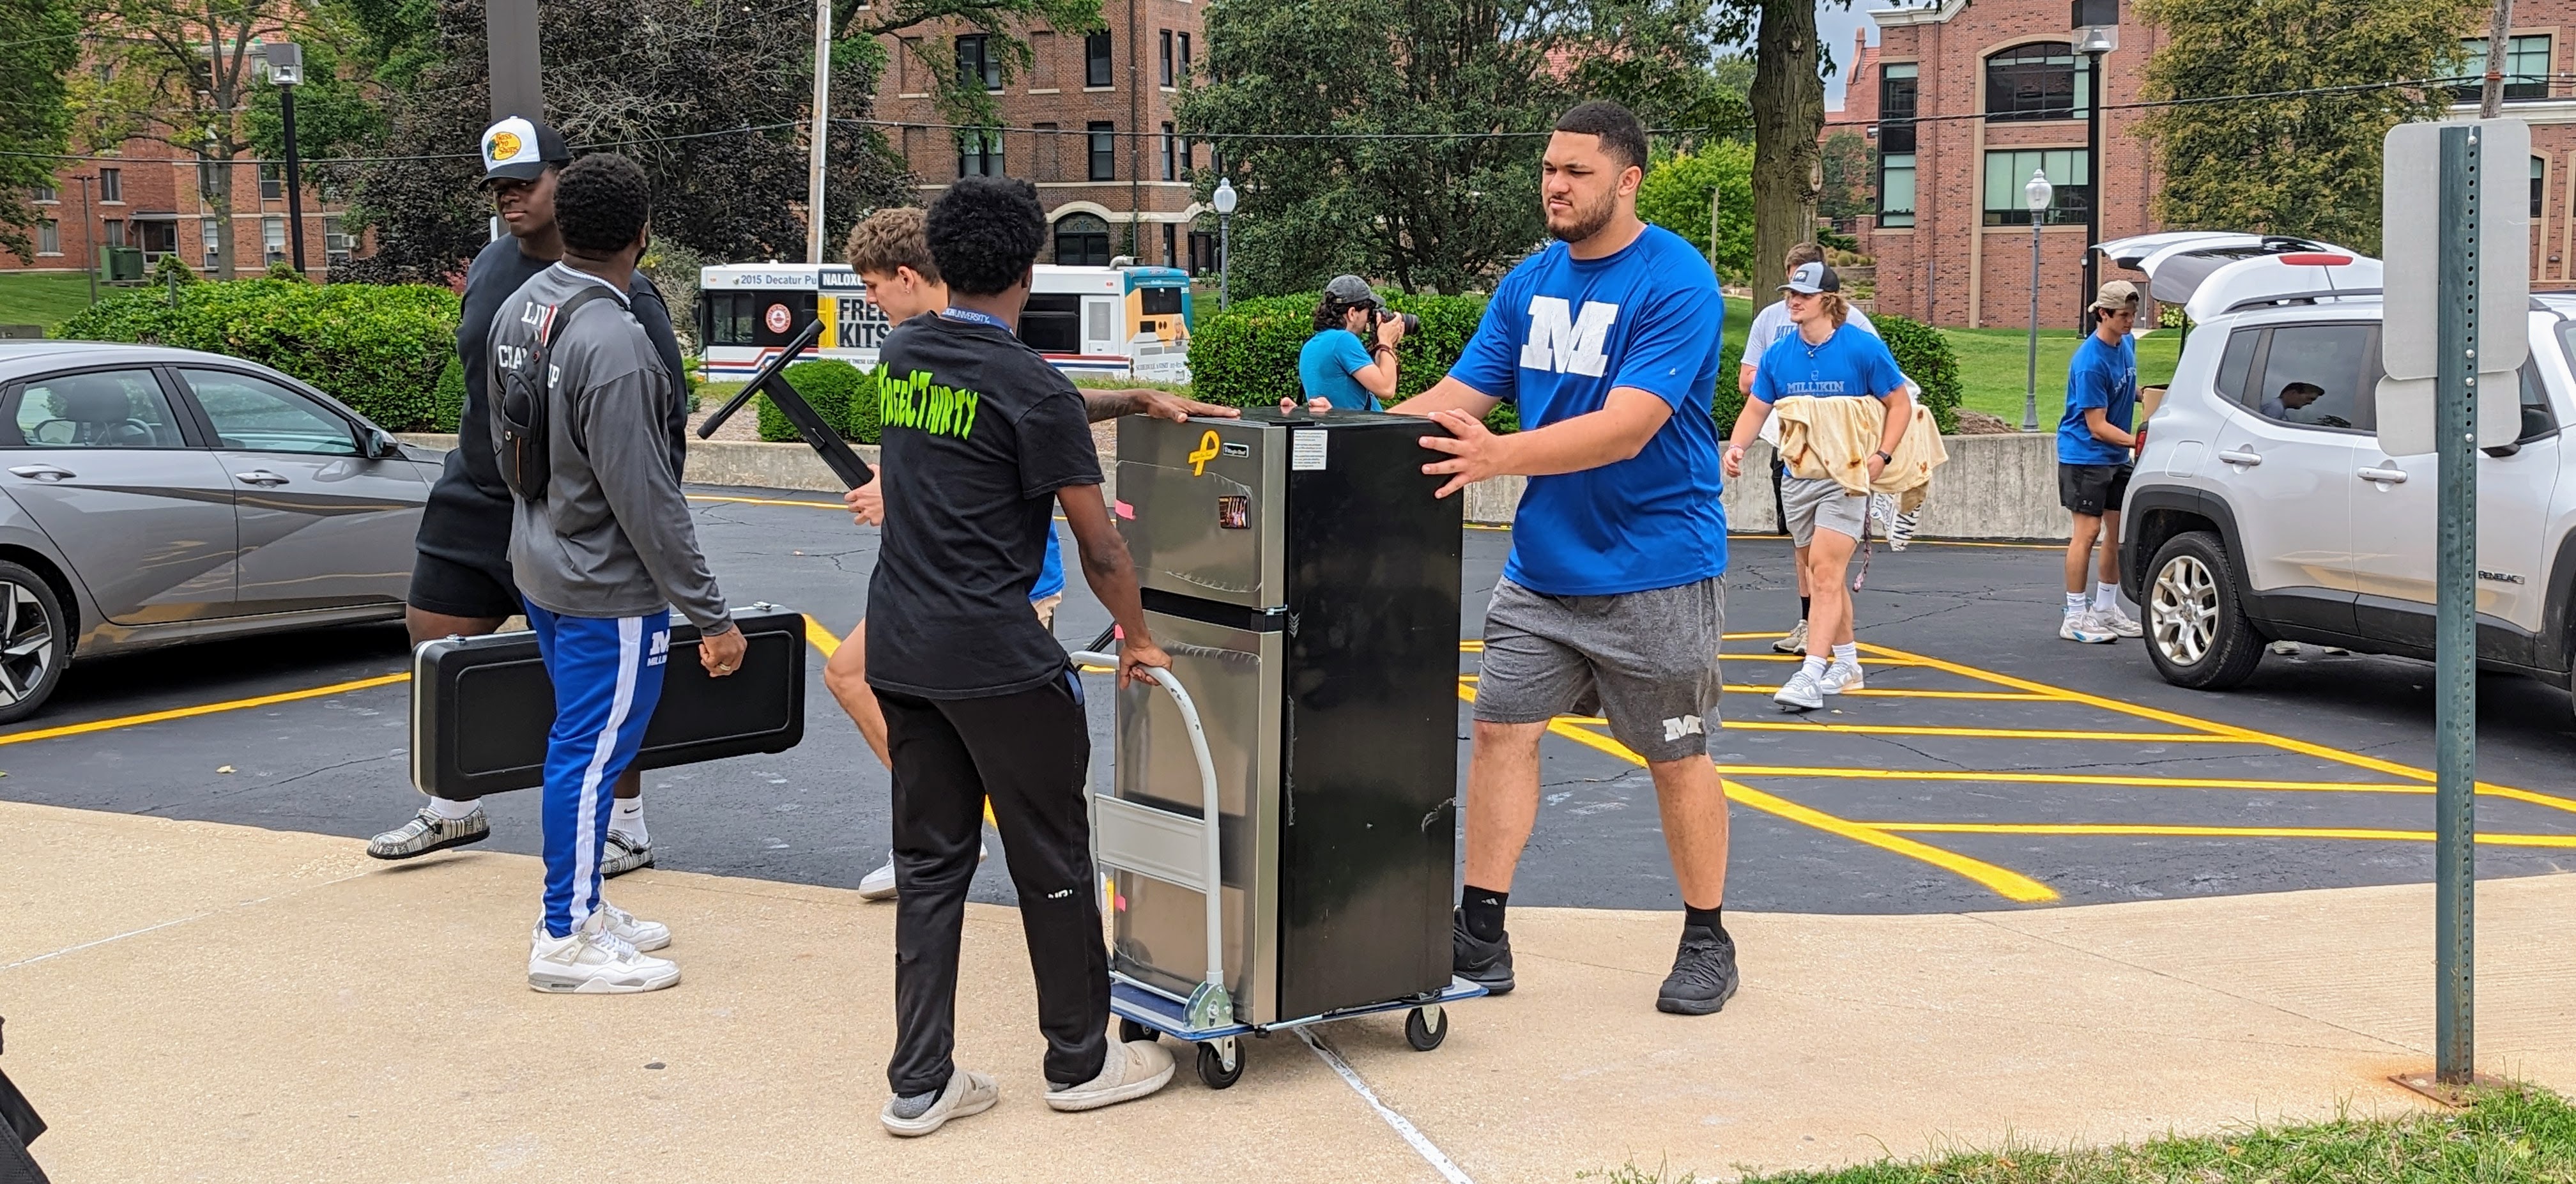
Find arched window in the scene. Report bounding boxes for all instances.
[1985,42,2090,121]
[1054,213,1112,266]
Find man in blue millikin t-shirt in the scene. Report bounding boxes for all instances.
[2055,279,2144,645]
[1377,100,1737,1017]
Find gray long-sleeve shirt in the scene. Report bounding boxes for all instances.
[491,263,730,631]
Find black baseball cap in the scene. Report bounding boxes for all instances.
[1324,274,1383,309]
[479,115,573,185]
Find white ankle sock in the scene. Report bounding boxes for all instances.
[426,796,480,820]
[2065,592,2088,615]
[2094,582,2120,613]
[1830,643,1857,667]
[1801,653,1829,678]
[611,797,647,845]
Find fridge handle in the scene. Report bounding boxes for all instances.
[1073,650,1234,1031]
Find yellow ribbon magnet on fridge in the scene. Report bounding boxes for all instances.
[1187,429,1221,477]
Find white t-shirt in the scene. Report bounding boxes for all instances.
[1741,301,1886,445]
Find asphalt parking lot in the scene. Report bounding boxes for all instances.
[5,483,2573,914]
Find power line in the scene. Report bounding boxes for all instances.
[1825,73,2496,130]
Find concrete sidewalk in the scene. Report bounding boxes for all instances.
[4,800,2571,1183]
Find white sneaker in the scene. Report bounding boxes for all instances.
[2060,611,2115,644]
[2096,603,2143,638]
[1045,1040,1175,1112]
[528,915,680,994]
[882,1069,999,1137]
[1774,667,1825,711]
[597,899,670,953]
[1820,662,1864,695]
[859,839,991,902]
[1771,619,1809,654]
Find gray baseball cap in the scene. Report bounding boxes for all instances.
[1779,261,1840,295]
[1324,274,1382,309]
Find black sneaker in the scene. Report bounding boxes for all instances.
[1655,925,1738,1015]
[1451,908,1515,995]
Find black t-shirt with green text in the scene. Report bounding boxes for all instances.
[864,312,1103,700]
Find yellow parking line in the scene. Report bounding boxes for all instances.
[0,673,411,748]
[802,614,845,656]
[1535,716,2057,903]
[1854,642,2576,817]
[1721,686,2058,701]
[687,494,842,511]
[1719,653,1934,666]
[1722,764,2432,794]
[1722,720,2237,742]
[1460,636,1798,652]
[1869,821,2576,849]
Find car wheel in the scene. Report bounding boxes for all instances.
[2143,531,2265,691]
[0,561,68,725]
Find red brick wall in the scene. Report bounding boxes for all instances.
[7,142,361,279]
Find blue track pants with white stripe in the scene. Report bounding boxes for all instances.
[527,604,670,939]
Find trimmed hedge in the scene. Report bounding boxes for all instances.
[55,278,461,431]
[757,360,880,444]
[1188,291,1492,412]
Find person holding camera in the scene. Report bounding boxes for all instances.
[1290,274,1409,412]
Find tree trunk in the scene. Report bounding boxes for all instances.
[211,157,236,279]
[1751,0,1823,291]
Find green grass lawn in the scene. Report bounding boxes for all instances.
[1586,1083,2576,1184]
[1940,325,2181,426]
[0,272,106,334]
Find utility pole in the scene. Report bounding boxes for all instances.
[805,0,831,264]
[2480,0,2515,119]
[487,0,542,123]
[268,43,307,275]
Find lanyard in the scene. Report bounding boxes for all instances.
[939,307,1009,330]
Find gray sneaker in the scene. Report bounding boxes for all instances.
[367,805,489,860]
[1773,668,1825,712]
[1771,619,1809,654]
[602,831,654,879]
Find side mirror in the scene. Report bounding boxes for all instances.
[366,428,402,458]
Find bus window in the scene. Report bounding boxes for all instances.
[701,292,765,347]
[1139,286,1182,316]
[1022,293,1082,353]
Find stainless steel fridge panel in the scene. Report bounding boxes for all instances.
[1115,417,1285,610]
[1110,611,1282,1024]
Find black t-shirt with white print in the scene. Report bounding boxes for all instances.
[864,311,1103,700]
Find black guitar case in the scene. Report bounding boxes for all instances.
[409,604,808,801]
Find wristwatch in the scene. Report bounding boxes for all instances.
[1871,450,1894,465]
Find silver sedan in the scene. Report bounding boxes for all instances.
[0,341,439,722]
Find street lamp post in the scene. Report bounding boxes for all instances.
[2022,168,2053,433]
[1212,178,1238,311]
[73,174,96,305]
[266,43,309,275]
[2074,15,2117,329]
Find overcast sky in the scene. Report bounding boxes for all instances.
[1818,3,1875,111]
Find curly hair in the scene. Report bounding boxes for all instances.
[843,206,939,282]
[926,175,1045,296]
[1312,296,1358,332]
[554,153,652,256]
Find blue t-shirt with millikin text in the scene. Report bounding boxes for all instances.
[1751,321,1906,405]
[1447,225,1728,597]
[1298,328,1382,411]
[2057,332,2137,466]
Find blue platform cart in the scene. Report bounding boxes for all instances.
[1071,649,1487,1090]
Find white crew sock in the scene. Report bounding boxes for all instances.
[2094,582,2120,613]
[2065,592,2088,615]
[1830,642,1858,668]
[1801,653,1829,679]
[425,796,480,820]
[611,797,647,845]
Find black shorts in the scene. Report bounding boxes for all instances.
[408,551,522,620]
[2058,462,2134,518]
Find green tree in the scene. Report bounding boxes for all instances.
[0,0,80,262]
[2134,0,2483,256]
[1816,128,1873,222]
[1636,141,1754,284]
[1179,0,1748,297]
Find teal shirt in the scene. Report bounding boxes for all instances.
[1298,328,1381,411]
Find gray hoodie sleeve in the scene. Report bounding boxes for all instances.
[571,357,733,632]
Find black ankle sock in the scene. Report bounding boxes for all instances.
[1685,903,1725,937]
[1798,596,1811,622]
[1461,886,1508,942]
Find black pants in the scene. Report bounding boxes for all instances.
[880,673,1108,1096]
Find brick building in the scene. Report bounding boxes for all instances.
[12,154,360,281]
[1844,0,2576,328]
[872,0,1214,272]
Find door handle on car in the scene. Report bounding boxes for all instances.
[2217,448,2262,466]
[233,470,290,487]
[6,465,73,481]
[2358,466,2410,485]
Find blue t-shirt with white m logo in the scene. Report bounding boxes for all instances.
[1447,225,1727,596]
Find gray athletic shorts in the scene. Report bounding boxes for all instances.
[1473,576,1724,763]
[1781,475,1869,547]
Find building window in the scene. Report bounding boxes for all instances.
[29,184,56,204]
[1163,222,1177,266]
[262,215,286,261]
[1983,149,2090,226]
[36,220,58,255]
[2456,35,2552,102]
[2535,156,2549,218]
[1085,31,1112,88]
[1984,42,2089,122]
[1029,31,1056,88]
[957,129,1006,177]
[1160,29,1174,86]
[98,167,121,203]
[259,162,283,201]
[1055,212,1112,266]
[1089,121,1116,180]
[1189,229,1215,275]
[1179,33,1191,79]
[201,218,220,268]
[324,215,350,265]
[1161,123,1176,180]
[102,219,125,247]
[1878,153,1917,229]
[896,36,923,91]
[956,34,1002,91]
[1878,63,1917,154]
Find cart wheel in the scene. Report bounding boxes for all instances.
[1119,1017,1156,1045]
[1196,1040,1243,1089]
[1404,1005,1448,1052]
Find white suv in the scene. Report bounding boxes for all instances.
[2110,233,2576,705]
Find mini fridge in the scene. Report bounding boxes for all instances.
[1106,409,1464,1024]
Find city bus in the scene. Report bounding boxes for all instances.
[697,261,1195,383]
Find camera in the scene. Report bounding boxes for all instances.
[1371,307,1421,334]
